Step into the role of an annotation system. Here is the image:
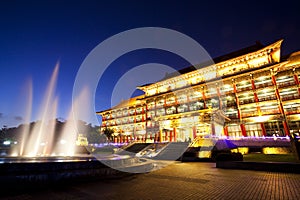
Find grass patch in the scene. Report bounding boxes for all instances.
[243,153,299,163]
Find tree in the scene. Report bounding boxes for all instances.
[0,126,6,141]
[102,127,114,143]
[86,125,102,143]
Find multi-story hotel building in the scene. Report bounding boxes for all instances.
[97,95,147,143]
[97,40,300,143]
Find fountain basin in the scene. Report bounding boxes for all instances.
[0,154,153,187]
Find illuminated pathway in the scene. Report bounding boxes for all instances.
[3,162,300,200]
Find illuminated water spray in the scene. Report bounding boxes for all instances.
[13,63,83,157]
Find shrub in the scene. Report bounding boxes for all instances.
[216,152,243,161]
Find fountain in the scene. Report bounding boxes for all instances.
[7,63,84,158]
[0,64,154,188]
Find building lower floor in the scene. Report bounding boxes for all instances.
[110,115,299,144]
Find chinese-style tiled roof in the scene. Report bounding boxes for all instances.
[162,41,265,80]
[138,41,266,87]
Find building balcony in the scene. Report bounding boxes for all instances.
[241,113,258,118]
[277,81,296,88]
[254,83,273,89]
[258,96,277,102]
[281,95,300,101]
[261,110,281,115]
[239,99,256,105]
[226,102,237,107]
[285,110,300,115]
[236,87,253,93]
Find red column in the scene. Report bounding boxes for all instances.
[260,122,267,137]
[233,82,247,137]
[192,126,197,139]
[271,75,290,136]
[260,122,267,136]
[169,131,173,142]
[173,128,177,142]
[240,124,247,137]
[224,126,229,137]
[211,123,216,136]
[293,74,300,95]
[283,121,290,136]
[260,123,266,136]
[251,79,265,135]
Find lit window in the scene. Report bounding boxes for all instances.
[177,79,188,87]
[148,89,156,95]
[166,106,176,114]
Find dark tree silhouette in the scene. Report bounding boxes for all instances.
[102,127,114,143]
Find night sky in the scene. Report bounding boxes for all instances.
[0,0,299,127]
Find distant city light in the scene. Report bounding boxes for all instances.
[3,141,11,145]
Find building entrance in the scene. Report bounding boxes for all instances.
[196,123,211,137]
[177,128,193,142]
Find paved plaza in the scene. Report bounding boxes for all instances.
[2,162,300,200]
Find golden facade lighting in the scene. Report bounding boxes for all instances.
[97,39,300,143]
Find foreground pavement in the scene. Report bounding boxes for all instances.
[2,161,300,200]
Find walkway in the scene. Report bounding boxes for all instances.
[2,162,300,200]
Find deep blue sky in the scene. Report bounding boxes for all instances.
[0,0,299,127]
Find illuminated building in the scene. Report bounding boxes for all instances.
[97,96,147,143]
[76,134,89,146]
[97,40,300,143]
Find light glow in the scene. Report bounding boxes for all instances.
[252,115,271,122]
[3,141,11,145]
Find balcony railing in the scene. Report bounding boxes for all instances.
[236,86,253,92]
[254,82,273,89]
[281,95,300,101]
[285,109,300,115]
[277,81,296,88]
[241,113,258,118]
[261,110,280,115]
[258,96,277,102]
[239,99,256,105]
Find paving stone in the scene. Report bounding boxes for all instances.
[1,162,300,200]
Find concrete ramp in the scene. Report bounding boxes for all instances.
[153,142,189,161]
[118,143,151,156]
